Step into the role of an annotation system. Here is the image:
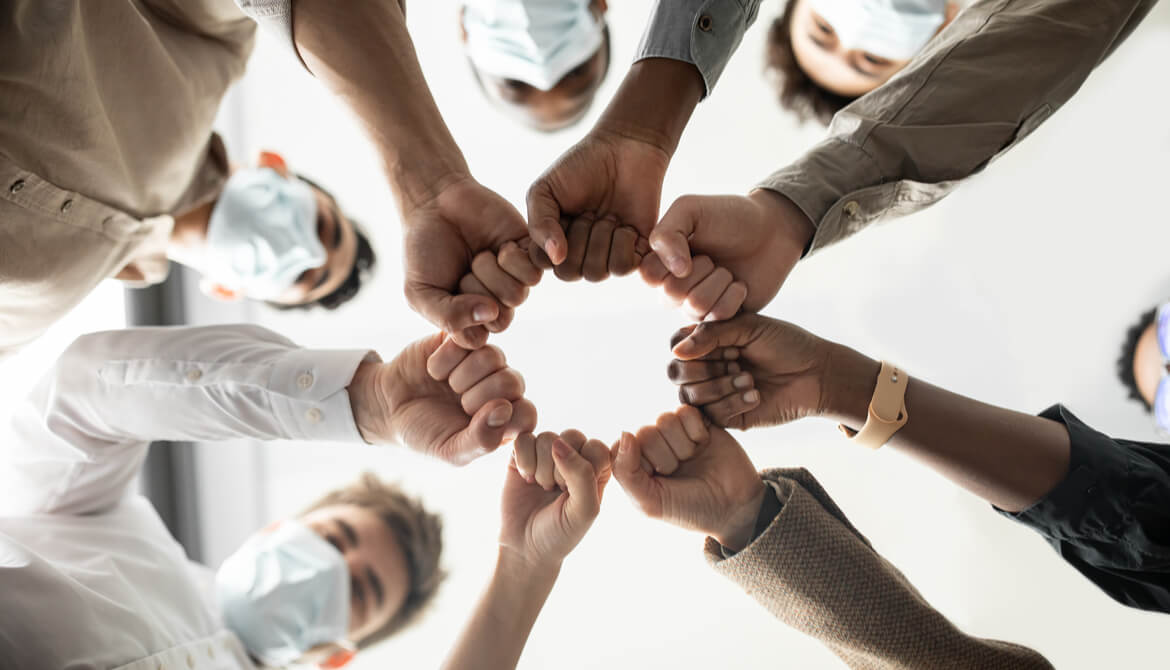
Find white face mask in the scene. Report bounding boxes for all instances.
[463,0,604,91]
[206,167,325,300]
[806,0,947,61]
[216,520,350,667]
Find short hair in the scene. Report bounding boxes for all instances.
[764,1,857,126]
[267,175,377,312]
[303,472,446,646]
[1117,306,1157,411]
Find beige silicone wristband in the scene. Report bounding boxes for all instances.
[838,361,909,449]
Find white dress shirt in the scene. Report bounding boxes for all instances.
[0,325,374,670]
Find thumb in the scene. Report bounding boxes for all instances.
[611,432,660,518]
[551,438,601,526]
[649,196,703,278]
[448,399,512,465]
[671,317,754,361]
[526,181,568,265]
[407,283,500,349]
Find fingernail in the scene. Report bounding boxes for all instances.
[544,239,560,261]
[733,373,752,390]
[674,339,695,355]
[723,348,739,360]
[744,390,760,403]
[552,439,570,457]
[488,405,511,427]
[473,305,495,323]
[728,362,741,374]
[666,255,687,276]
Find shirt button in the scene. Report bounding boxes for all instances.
[9,179,25,194]
[186,369,203,382]
[60,199,73,213]
[297,373,314,389]
[843,200,861,218]
[306,407,323,423]
[697,14,713,32]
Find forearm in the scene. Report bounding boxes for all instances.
[595,58,704,157]
[291,0,468,209]
[442,551,560,670]
[823,345,1070,513]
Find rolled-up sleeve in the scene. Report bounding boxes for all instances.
[998,405,1170,614]
[234,0,304,66]
[635,0,762,95]
[758,0,1158,255]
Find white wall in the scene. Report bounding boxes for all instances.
[196,1,1170,668]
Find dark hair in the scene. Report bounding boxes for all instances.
[1117,306,1158,411]
[267,175,377,311]
[764,1,856,126]
[303,472,446,646]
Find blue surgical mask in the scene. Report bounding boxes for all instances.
[216,520,350,667]
[206,168,325,300]
[463,0,603,91]
[807,0,948,61]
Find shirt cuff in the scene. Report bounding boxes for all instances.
[634,0,760,96]
[266,348,380,444]
[234,0,308,70]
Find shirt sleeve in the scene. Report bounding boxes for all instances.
[706,468,1053,670]
[634,0,762,95]
[234,0,305,68]
[997,405,1170,614]
[0,325,376,517]
[758,0,1158,256]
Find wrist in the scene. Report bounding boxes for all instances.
[749,188,815,255]
[496,546,562,586]
[347,359,394,445]
[713,481,768,553]
[820,343,882,429]
[389,152,471,214]
[595,58,703,157]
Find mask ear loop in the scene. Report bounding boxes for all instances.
[319,643,357,670]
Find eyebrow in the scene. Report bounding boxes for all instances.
[367,567,385,607]
[337,519,359,547]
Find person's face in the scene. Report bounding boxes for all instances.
[788,0,955,98]
[264,182,358,306]
[461,3,609,132]
[1133,322,1168,410]
[301,504,411,642]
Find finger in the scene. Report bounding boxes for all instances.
[451,399,514,465]
[472,251,529,308]
[581,218,616,283]
[611,432,658,518]
[427,336,471,381]
[635,425,679,475]
[535,431,559,491]
[683,267,733,321]
[460,369,526,415]
[514,432,538,483]
[654,411,698,462]
[701,389,761,427]
[498,240,543,286]
[666,359,741,385]
[639,252,671,287]
[554,216,593,282]
[447,345,507,393]
[677,405,709,444]
[406,282,499,345]
[504,399,538,441]
[706,281,747,322]
[552,439,602,525]
[669,324,699,350]
[553,429,587,490]
[608,227,640,277]
[459,273,513,334]
[581,439,613,491]
[679,373,754,407]
[672,316,757,360]
[526,182,568,264]
[662,255,715,305]
[649,196,700,278]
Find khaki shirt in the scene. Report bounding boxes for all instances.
[757,0,1158,255]
[0,0,256,356]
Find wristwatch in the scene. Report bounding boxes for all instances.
[838,361,909,449]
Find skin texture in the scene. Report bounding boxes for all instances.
[301,503,411,642]
[1133,322,1166,408]
[347,333,538,465]
[789,0,959,98]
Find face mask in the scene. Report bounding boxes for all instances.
[463,0,604,91]
[806,0,947,61]
[1154,304,1170,433]
[206,167,325,300]
[216,520,350,667]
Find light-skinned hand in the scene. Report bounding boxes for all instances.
[457,238,545,333]
[611,406,766,552]
[348,334,537,465]
[642,254,749,322]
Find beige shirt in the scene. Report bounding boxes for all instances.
[0,0,256,356]
[758,0,1158,255]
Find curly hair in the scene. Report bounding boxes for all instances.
[1117,306,1158,411]
[764,0,857,126]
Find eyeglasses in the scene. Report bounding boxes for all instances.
[1154,304,1170,432]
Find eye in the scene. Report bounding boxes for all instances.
[351,576,365,603]
[862,53,891,66]
[815,18,834,34]
[325,534,343,552]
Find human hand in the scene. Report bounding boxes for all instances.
[501,430,612,569]
[642,190,815,312]
[402,175,529,349]
[611,406,766,552]
[348,334,537,465]
[525,129,668,281]
[643,254,748,323]
[667,313,836,430]
[455,238,545,334]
